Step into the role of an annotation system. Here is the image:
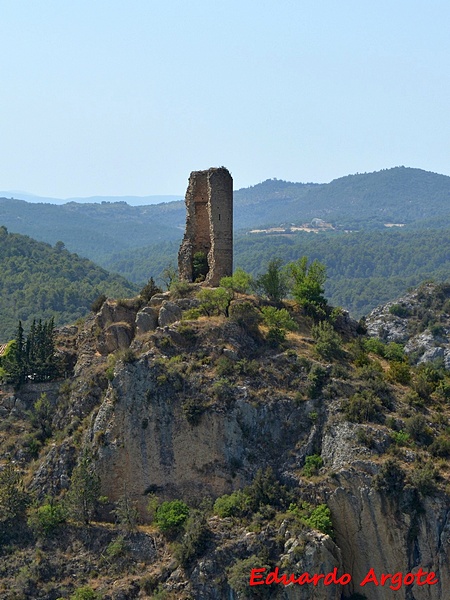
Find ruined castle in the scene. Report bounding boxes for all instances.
[178,167,233,286]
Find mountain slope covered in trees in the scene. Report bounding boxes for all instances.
[0,227,137,341]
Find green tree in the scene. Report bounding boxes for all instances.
[30,392,53,440]
[113,493,139,532]
[65,452,101,524]
[155,500,189,532]
[27,496,66,537]
[303,504,333,536]
[286,256,327,311]
[139,276,162,302]
[261,306,296,345]
[255,258,288,303]
[68,587,102,600]
[0,462,30,525]
[175,509,210,567]
[220,268,253,294]
[197,287,233,316]
[311,321,343,360]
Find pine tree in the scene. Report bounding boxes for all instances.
[65,452,101,524]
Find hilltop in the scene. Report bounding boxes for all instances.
[0,280,449,598]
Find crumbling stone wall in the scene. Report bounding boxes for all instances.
[178,167,233,286]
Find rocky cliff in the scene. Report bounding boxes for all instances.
[1,285,450,599]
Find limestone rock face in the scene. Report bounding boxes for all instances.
[158,301,182,327]
[135,306,158,334]
[95,299,138,354]
[96,299,137,328]
[328,470,450,599]
[87,337,450,599]
[365,283,450,368]
[104,323,134,353]
[91,355,312,514]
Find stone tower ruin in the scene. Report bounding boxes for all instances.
[178,167,233,286]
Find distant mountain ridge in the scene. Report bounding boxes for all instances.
[0,191,183,206]
[2,167,450,252]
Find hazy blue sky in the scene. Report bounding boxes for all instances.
[1,1,449,197]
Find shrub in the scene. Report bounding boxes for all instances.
[112,494,139,531]
[389,304,411,318]
[28,498,66,537]
[286,256,327,310]
[228,555,272,599]
[404,414,429,444]
[391,430,411,446]
[306,364,327,399]
[429,434,450,457]
[69,587,102,600]
[215,356,234,377]
[91,294,107,313]
[192,251,209,282]
[0,462,30,524]
[220,268,253,294]
[139,277,162,302]
[106,535,128,559]
[197,287,232,316]
[155,500,189,532]
[303,454,323,477]
[374,459,405,495]
[261,306,296,331]
[363,337,387,357]
[387,361,411,385]
[409,462,438,496]
[244,467,291,512]
[212,378,234,402]
[229,301,261,330]
[117,347,137,364]
[342,390,382,423]
[311,321,342,360]
[65,452,101,525]
[213,490,248,518]
[384,342,406,362]
[170,279,191,299]
[182,399,206,425]
[303,503,333,537]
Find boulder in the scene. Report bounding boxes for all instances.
[135,307,158,334]
[158,301,182,327]
[104,323,134,353]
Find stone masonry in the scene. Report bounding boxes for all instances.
[178,167,233,286]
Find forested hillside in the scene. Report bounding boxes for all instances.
[0,197,184,262]
[0,227,136,341]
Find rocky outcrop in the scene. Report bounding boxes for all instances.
[91,354,313,513]
[135,306,159,334]
[328,469,450,599]
[365,282,450,368]
[158,301,182,327]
